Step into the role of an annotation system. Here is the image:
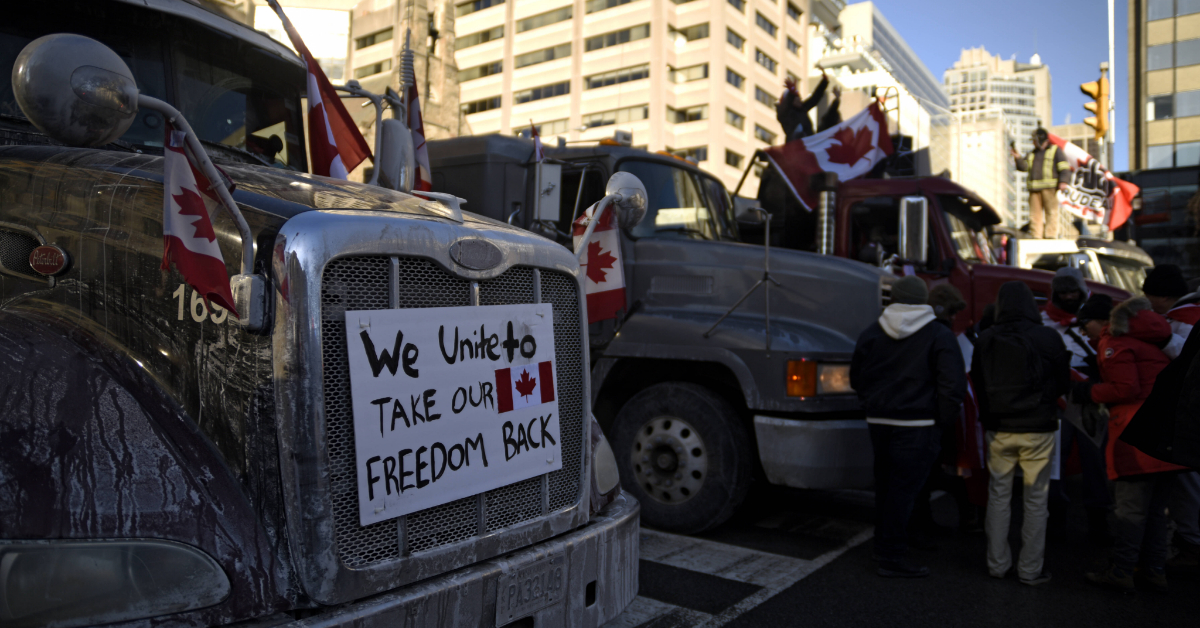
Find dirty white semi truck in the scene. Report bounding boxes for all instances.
[428,135,895,533]
[0,2,637,627]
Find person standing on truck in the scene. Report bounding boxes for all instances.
[973,282,1070,586]
[777,72,830,141]
[1011,128,1070,239]
[851,276,967,578]
[1042,268,1112,546]
[1074,298,1188,592]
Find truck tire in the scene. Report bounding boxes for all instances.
[611,382,752,534]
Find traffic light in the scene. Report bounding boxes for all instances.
[1081,76,1109,141]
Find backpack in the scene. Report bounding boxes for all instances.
[978,327,1045,414]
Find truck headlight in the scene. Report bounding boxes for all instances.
[817,364,855,394]
[787,361,854,396]
[0,540,230,628]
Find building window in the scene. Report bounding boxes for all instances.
[585,24,651,52]
[669,63,709,83]
[667,104,709,123]
[725,108,745,129]
[727,28,745,51]
[1149,43,1173,70]
[461,96,502,114]
[586,64,650,89]
[726,68,745,89]
[670,146,708,162]
[459,61,503,82]
[727,0,745,12]
[520,119,570,136]
[517,6,573,33]
[355,28,393,50]
[456,26,504,51]
[1183,0,1200,16]
[755,49,777,73]
[786,2,802,21]
[1149,0,1173,19]
[515,43,572,68]
[583,104,650,128]
[725,149,743,168]
[586,0,638,13]
[1148,95,1174,120]
[671,23,710,42]
[1178,90,1200,117]
[755,85,774,108]
[786,37,800,55]
[455,0,504,17]
[755,12,777,37]
[354,59,391,79]
[754,123,777,144]
[1179,141,1200,166]
[514,81,570,104]
[1179,38,1200,67]
[1148,144,1174,168]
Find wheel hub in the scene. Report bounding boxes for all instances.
[630,416,707,505]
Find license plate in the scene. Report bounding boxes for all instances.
[495,553,565,626]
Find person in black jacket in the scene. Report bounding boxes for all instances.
[851,276,967,578]
[776,72,830,141]
[972,282,1070,586]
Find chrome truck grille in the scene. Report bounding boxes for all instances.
[320,256,584,568]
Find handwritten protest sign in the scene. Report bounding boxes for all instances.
[345,303,561,525]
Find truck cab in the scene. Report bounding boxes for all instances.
[430,136,894,533]
[829,177,1129,331]
[0,3,637,627]
[1006,235,1153,297]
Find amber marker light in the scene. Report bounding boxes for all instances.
[786,359,817,397]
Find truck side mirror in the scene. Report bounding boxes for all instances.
[12,34,138,147]
[898,195,928,264]
[605,172,647,230]
[376,118,415,193]
[534,162,562,223]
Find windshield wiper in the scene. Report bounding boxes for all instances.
[198,138,296,170]
[655,226,712,240]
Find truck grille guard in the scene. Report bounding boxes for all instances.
[272,211,590,605]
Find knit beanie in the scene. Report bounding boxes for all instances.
[891,276,928,305]
[928,284,966,318]
[1051,266,1086,295]
[1143,264,1188,298]
[1076,293,1114,323]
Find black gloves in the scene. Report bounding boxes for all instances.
[1071,380,1094,404]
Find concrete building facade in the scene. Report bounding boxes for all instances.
[1050,122,1104,162]
[451,0,813,195]
[943,47,1052,227]
[1128,0,1200,171]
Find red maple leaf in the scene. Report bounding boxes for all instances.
[172,188,217,242]
[825,126,875,167]
[582,240,617,285]
[514,368,537,400]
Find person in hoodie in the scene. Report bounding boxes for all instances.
[1076,298,1189,592]
[1043,267,1111,545]
[972,282,1070,586]
[851,276,967,578]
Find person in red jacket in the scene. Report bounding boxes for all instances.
[1076,298,1188,592]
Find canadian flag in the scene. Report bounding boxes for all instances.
[573,202,626,323]
[495,361,556,413]
[408,81,433,192]
[763,102,894,211]
[1047,132,1140,231]
[162,125,238,314]
[531,120,545,163]
[266,0,371,178]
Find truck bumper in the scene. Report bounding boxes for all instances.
[754,416,873,489]
[285,493,640,628]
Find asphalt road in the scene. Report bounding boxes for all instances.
[605,481,1200,628]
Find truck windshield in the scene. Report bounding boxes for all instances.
[619,160,738,241]
[938,195,995,265]
[0,5,307,170]
[1095,254,1148,295]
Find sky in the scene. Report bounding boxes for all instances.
[861,0,1130,171]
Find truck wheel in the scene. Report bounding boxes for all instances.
[611,382,752,534]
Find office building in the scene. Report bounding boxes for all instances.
[944,47,1052,227]
[1129,0,1200,170]
[451,0,813,195]
[1050,122,1104,162]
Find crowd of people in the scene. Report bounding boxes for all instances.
[850,266,1200,591]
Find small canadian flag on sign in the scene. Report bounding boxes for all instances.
[495,361,556,413]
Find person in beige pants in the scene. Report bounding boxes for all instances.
[1012,128,1071,239]
[971,282,1071,586]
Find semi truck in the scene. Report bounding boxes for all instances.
[428,135,895,533]
[0,2,637,627]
